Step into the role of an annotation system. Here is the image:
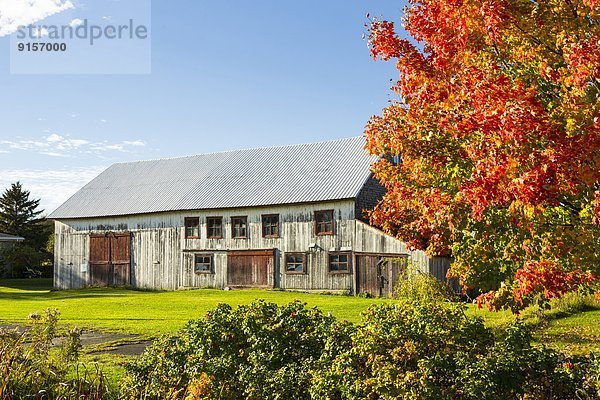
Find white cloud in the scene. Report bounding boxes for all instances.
[69,18,83,27]
[0,0,74,37]
[0,134,147,157]
[123,140,145,146]
[31,26,48,37]
[46,133,63,142]
[0,166,107,214]
[39,152,68,157]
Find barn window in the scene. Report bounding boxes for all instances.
[207,217,223,238]
[315,210,334,235]
[184,217,200,238]
[384,153,402,165]
[231,216,247,238]
[329,252,351,273]
[194,254,213,274]
[262,214,279,238]
[285,253,306,274]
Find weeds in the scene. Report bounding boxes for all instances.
[0,308,114,400]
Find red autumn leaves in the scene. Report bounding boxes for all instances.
[365,0,599,310]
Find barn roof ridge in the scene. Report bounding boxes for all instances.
[112,136,366,165]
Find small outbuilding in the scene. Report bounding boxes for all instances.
[0,233,25,277]
[50,137,450,295]
[0,233,25,251]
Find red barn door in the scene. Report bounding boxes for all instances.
[227,250,274,287]
[89,233,131,286]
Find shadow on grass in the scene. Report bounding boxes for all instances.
[0,278,53,291]
[0,292,139,301]
[0,279,148,301]
[537,332,600,344]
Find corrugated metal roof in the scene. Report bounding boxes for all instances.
[0,233,25,241]
[50,137,378,219]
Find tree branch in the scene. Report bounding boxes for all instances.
[511,21,563,56]
[564,0,579,20]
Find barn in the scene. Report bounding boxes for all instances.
[50,137,450,296]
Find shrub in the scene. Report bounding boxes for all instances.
[0,308,112,400]
[454,323,598,400]
[124,299,600,400]
[394,264,456,303]
[122,300,344,400]
[314,302,600,400]
[0,244,47,278]
[311,301,492,399]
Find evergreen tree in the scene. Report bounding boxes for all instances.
[0,182,49,250]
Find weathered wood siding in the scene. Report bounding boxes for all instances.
[55,200,357,290]
[428,256,459,292]
[354,176,386,222]
[353,221,453,289]
[353,221,429,271]
[54,200,444,292]
[54,225,90,289]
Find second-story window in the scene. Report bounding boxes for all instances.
[206,217,223,239]
[231,216,248,238]
[315,210,334,235]
[384,153,402,166]
[184,217,199,238]
[262,214,279,238]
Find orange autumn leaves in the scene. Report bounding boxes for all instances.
[365,0,599,310]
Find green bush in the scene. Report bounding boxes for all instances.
[122,300,344,399]
[0,308,112,400]
[314,302,600,400]
[394,264,456,303]
[0,244,49,278]
[311,301,492,399]
[125,299,600,400]
[454,322,599,399]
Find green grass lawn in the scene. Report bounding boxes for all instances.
[535,309,600,355]
[0,279,597,355]
[0,279,400,337]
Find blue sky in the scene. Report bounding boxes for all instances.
[0,0,408,213]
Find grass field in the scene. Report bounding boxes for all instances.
[536,309,600,354]
[0,279,597,355]
[0,279,401,336]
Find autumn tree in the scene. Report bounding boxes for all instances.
[365,0,599,310]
